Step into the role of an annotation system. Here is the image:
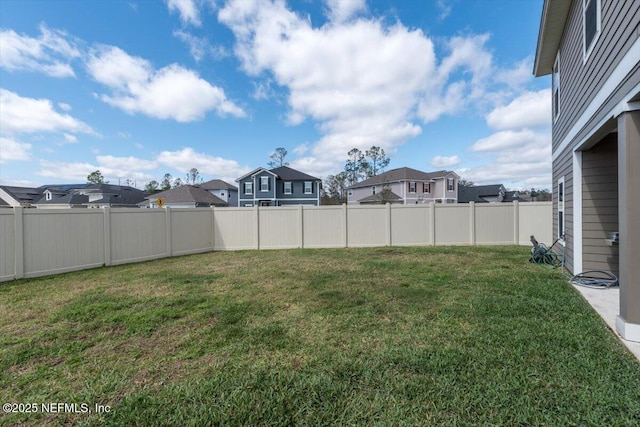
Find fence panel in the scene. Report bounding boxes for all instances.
[434,205,471,245]
[347,205,387,247]
[259,206,299,249]
[110,209,166,264]
[22,210,104,277]
[214,208,257,250]
[391,205,431,246]
[303,206,344,248]
[171,208,214,255]
[519,202,553,245]
[475,204,515,244]
[0,211,15,280]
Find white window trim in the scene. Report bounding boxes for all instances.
[284,181,292,195]
[558,176,565,244]
[409,182,416,193]
[582,0,601,63]
[552,51,560,122]
[447,178,455,192]
[260,176,269,192]
[372,186,377,195]
[304,181,313,194]
[244,182,253,195]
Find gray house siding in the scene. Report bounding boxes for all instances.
[554,0,640,150]
[582,134,619,275]
[553,146,574,273]
[275,180,318,202]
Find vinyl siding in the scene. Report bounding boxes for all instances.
[581,134,619,275]
[553,147,574,273]
[553,0,640,150]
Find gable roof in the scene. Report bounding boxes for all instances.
[147,185,227,206]
[347,167,457,189]
[34,193,89,206]
[457,184,507,203]
[357,191,403,204]
[533,0,572,76]
[0,186,45,207]
[199,179,238,191]
[81,184,148,206]
[269,166,320,181]
[236,166,320,182]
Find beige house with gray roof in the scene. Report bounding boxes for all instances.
[347,167,459,205]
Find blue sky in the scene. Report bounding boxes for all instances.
[0,0,551,190]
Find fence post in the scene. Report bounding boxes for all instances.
[13,207,24,279]
[298,205,304,248]
[386,203,392,246]
[470,202,476,246]
[103,207,111,266]
[513,200,520,245]
[211,206,215,250]
[343,203,348,248]
[165,207,172,257]
[430,202,436,246]
[255,205,260,250]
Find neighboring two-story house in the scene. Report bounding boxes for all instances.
[346,167,459,205]
[236,166,322,206]
[199,179,238,207]
[534,0,640,342]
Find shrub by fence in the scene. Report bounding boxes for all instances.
[0,202,551,281]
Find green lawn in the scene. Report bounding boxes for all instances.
[1,246,639,426]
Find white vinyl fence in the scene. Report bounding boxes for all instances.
[0,202,552,281]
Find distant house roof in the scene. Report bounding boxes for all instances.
[34,193,89,206]
[347,167,457,189]
[458,184,510,203]
[0,186,45,207]
[357,191,403,204]
[270,166,321,181]
[199,179,238,191]
[82,184,148,206]
[236,165,321,182]
[148,185,227,206]
[39,183,91,192]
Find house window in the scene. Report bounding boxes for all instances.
[220,191,225,197]
[284,182,292,194]
[447,178,455,192]
[552,53,560,120]
[409,182,417,193]
[348,189,353,196]
[304,181,313,194]
[244,182,253,195]
[558,177,565,240]
[583,0,601,60]
[45,191,52,201]
[424,183,431,193]
[372,186,377,195]
[260,176,269,192]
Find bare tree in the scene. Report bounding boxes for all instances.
[161,173,173,191]
[185,168,203,185]
[345,148,368,186]
[268,147,289,168]
[364,146,390,177]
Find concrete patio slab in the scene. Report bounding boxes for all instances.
[571,284,640,361]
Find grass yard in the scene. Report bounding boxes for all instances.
[1,246,639,426]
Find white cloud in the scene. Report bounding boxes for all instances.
[166,0,201,26]
[0,136,32,162]
[436,0,453,20]
[96,155,157,171]
[0,24,80,78]
[430,155,460,168]
[156,147,251,177]
[486,89,551,130]
[173,30,207,62]
[0,89,95,135]
[292,143,309,156]
[87,45,245,122]
[58,102,72,111]
[63,133,77,143]
[324,0,366,23]
[38,157,155,183]
[471,129,548,152]
[495,56,534,89]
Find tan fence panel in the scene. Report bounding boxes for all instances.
[391,205,431,246]
[519,202,553,245]
[214,207,257,250]
[0,211,15,280]
[22,209,104,277]
[434,205,471,245]
[347,205,387,247]
[303,206,345,248]
[259,206,299,249]
[170,209,214,255]
[475,204,515,244]
[110,209,166,264]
